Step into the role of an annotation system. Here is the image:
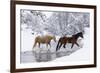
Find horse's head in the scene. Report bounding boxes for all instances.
[52,36,56,42]
[78,32,84,38]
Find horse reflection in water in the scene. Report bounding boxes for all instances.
[56,32,84,51]
[33,35,56,49]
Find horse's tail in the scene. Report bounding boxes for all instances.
[56,39,61,51]
[33,41,37,49]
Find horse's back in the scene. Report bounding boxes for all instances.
[35,35,51,43]
[35,36,43,42]
[59,37,67,43]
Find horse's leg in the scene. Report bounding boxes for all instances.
[75,42,79,47]
[56,42,60,51]
[46,43,48,48]
[59,43,62,50]
[48,42,51,48]
[46,43,51,51]
[33,41,37,48]
[63,43,66,48]
[71,42,74,49]
[38,43,40,48]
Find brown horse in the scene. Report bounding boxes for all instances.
[56,32,83,51]
[33,35,56,48]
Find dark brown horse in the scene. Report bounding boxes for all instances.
[56,32,83,51]
[33,35,56,49]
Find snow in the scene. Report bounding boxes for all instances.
[21,29,34,52]
[21,27,92,63]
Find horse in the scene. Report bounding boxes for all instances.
[56,32,83,51]
[33,35,56,49]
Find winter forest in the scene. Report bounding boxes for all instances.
[21,10,89,36]
[20,9,90,63]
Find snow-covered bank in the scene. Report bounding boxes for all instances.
[21,29,34,52]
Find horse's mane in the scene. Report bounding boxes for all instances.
[73,32,82,36]
[36,34,54,39]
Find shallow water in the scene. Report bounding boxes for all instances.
[21,44,80,63]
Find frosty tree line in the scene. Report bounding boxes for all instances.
[20,9,90,36]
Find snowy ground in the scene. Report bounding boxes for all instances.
[21,28,90,63]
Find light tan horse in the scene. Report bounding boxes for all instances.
[33,35,56,48]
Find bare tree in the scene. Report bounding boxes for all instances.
[21,10,90,36]
[20,10,47,34]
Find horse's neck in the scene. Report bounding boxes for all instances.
[73,35,79,39]
[50,37,53,40]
